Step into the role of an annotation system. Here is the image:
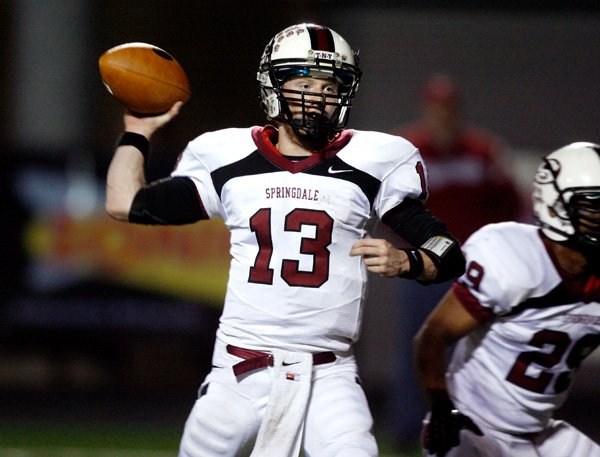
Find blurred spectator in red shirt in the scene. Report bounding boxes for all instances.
[396,73,523,242]
[385,73,525,452]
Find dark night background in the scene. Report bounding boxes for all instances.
[0,1,598,454]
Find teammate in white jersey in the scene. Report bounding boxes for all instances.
[413,141,600,457]
[105,23,465,457]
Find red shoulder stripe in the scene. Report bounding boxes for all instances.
[452,282,495,324]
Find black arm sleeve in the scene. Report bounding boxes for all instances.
[381,198,466,284]
[129,176,208,225]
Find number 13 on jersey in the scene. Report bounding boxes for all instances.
[248,208,334,288]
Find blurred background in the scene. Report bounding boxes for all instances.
[1,1,599,456]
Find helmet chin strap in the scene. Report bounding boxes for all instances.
[296,112,334,139]
[583,247,600,270]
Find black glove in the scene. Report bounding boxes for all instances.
[424,391,483,457]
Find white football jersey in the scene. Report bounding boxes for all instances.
[449,222,600,434]
[172,126,427,353]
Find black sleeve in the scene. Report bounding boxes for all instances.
[381,198,466,284]
[381,198,448,245]
[129,176,208,225]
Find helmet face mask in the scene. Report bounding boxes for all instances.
[278,86,338,139]
[532,142,600,255]
[257,23,362,141]
[568,192,600,249]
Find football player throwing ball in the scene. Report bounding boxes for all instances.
[105,23,465,457]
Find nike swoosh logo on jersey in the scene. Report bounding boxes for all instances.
[328,166,353,174]
[282,361,301,366]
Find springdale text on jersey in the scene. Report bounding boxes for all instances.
[265,186,320,201]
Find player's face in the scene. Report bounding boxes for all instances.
[281,77,339,120]
[577,200,600,233]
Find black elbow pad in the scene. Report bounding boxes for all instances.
[129,176,207,225]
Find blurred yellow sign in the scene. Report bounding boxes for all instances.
[25,214,230,306]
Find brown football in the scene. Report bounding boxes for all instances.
[99,42,191,115]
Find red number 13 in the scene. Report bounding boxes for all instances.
[248,208,333,288]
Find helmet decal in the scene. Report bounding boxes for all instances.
[534,158,560,185]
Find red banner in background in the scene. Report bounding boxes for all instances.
[24,214,231,306]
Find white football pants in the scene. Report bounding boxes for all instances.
[178,338,378,457]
